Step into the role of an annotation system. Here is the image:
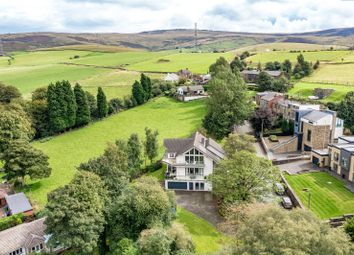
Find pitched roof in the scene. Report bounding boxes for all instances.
[164,73,179,81]
[0,218,46,254]
[177,85,204,92]
[301,110,331,122]
[164,132,225,161]
[261,92,283,102]
[5,192,32,214]
[241,70,282,77]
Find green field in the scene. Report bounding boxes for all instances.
[28,97,206,206]
[285,172,354,219]
[303,63,354,85]
[246,50,350,65]
[289,82,354,102]
[127,52,235,73]
[177,207,227,254]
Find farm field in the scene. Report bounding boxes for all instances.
[127,52,235,73]
[28,97,206,206]
[288,82,354,102]
[177,207,227,254]
[303,63,354,85]
[246,50,350,65]
[285,172,354,219]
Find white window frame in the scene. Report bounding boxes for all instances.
[168,152,176,158]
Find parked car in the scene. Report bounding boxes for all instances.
[274,182,285,195]
[281,196,293,209]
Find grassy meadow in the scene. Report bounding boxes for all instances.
[285,172,354,219]
[302,63,354,85]
[28,97,206,206]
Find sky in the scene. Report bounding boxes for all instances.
[0,0,354,34]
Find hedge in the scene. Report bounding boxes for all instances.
[0,213,24,231]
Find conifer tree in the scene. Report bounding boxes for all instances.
[132,81,145,105]
[62,81,76,128]
[47,83,66,133]
[97,87,108,118]
[74,83,90,127]
[140,73,152,101]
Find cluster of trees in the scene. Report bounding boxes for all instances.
[257,71,289,92]
[293,54,313,79]
[0,84,51,186]
[45,130,195,255]
[264,59,292,75]
[203,57,253,139]
[132,74,152,105]
[338,91,354,133]
[218,204,354,255]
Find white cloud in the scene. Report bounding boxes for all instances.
[0,0,353,33]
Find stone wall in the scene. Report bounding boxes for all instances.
[302,122,331,150]
[270,136,298,154]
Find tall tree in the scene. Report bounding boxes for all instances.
[28,99,49,138]
[144,127,159,165]
[282,59,292,74]
[108,177,175,244]
[0,104,34,154]
[3,139,51,186]
[74,83,90,127]
[209,151,279,204]
[62,80,76,128]
[220,206,353,255]
[230,56,246,72]
[0,83,21,103]
[209,57,230,75]
[79,142,130,199]
[141,73,152,101]
[85,91,97,118]
[203,62,253,139]
[132,81,145,105]
[257,71,274,91]
[251,107,274,133]
[338,91,354,133]
[47,83,66,133]
[127,133,142,178]
[223,133,256,156]
[45,171,107,254]
[96,87,108,118]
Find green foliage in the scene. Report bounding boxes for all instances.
[144,127,159,164]
[251,107,274,133]
[132,81,145,105]
[282,59,292,74]
[209,57,231,75]
[239,51,250,60]
[221,206,354,255]
[345,217,354,242]
[127,133,142,178]
[108,176,174,243]
[0,83,21,103]
[85,91,97,118]
[280,118,294,135]
[108,98,124,114]
[209,151,279,204]
[74,83,90,127]
[204,60,252,139]
[257,71,273,91]
[230,56,246,72]
[3,139,51,185]
[293,53,313,78]
[45,171,107,254]
[0,213,24,231]
[223,133,256,156]
[140,73,152,101]
[111,238,139,255]
[138,227,173,255]
[313,60,320,70]
[62,80,77,128]
[0,104,34,153]
[97,87,108,118]
[28,99,49,138]
[32,87,48,101]
[338,91,354,133]
[78,142,130,199]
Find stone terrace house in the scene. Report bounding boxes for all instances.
[0,218,64,255]
[163,132,225,191]
[311,136,354,184]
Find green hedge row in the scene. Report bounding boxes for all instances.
[0,213,24,231]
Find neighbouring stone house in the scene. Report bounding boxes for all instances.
[163,132,225,191]
[0,218,65,255]
[176,85,207,102]
[258,91,284,112]
[177,69,193,79]
[311,136,354,184]
[241,70,283,83]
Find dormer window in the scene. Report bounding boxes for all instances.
[168,153,176,158]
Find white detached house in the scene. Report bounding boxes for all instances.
[163,132,225,191]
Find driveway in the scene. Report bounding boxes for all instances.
[278,159,320,175]
[175,191,223,226]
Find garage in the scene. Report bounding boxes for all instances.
[167,181,187,190]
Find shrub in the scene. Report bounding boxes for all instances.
[344,217,354,242]
[0,213,24,231]
[269,135,279,142]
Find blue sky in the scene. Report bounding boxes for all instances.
[0,0,353,33]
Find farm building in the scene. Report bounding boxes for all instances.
[241,70,283,83]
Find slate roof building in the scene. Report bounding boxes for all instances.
[5,193,33,216]
[163,132,225,191]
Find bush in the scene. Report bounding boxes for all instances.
[145,161,163,173]
[269,135,279,142]
[108,98,124,114]
[0,213,24,231]
[344,217,354,242]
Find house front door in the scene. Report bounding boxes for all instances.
[189,182,193,190]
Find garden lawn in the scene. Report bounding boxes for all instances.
[288,82,354,103]
[176,207,227,254]
[127,52,235,74]
[285,172,354,219]
[246,50,350,65]
[28,97,206,206]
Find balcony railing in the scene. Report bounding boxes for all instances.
[165,174,205,180]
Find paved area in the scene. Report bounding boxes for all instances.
[278,159,321,174]
[175,191,223,226]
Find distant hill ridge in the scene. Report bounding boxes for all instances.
[0,27,353,52]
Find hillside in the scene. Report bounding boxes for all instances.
[1,27,353,53]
